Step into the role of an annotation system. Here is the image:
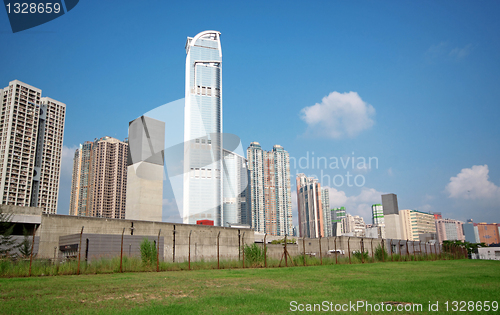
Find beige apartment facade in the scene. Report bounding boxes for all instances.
[70,136,128,219]
[400,209,437,241]
[0,80,65,214]
[247,142,293,236]
[435,218,465,244]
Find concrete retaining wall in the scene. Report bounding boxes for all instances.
[36,214,253,262]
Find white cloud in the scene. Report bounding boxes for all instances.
[300,91,375,139]
[425,42,473,61]
[326,187,385,222]
[449,44,473,60]
[446,165,500,200]
[419,204,432,212]
[425,42,448,59]
[387,168,393,176]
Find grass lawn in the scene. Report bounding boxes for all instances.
[1,259,499,314]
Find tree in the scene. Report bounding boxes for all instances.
[442,240,486,257]
[18,227,32,259]
[0,208,18,259]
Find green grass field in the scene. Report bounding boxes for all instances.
[1,259,499,314]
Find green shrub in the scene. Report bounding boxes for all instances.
[140,238,157,266]
[353,250,369,262]
[244,243,265,266]
[375,245,389,261]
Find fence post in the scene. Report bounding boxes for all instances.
[334,237,337,265]
[172,225,176,263]
[348,237,351,264]
[242,232,245,268]
[188,230,192,270]
[285,234,288,267]
[381,239,385,262]
[360,238,364,263]
[77,226,84,275]
[412,241,415,260]
[419,241,422,259]
[264,233,267,268]
[28,224,37,277]
[303,236,306,266]
[390,239,393,261]
[406,240,410,259]
[318,235,322,265]
[371,238,374,261]
[217,231,220,269]
[120,227,125,273]
[53,246,57,265]
[157,229,161,272]
[398,240,401,261]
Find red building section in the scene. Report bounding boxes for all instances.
[196,220,214,226]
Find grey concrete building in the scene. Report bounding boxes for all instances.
[381,193,399,215]
[125,116,165,222]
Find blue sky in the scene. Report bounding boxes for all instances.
[1,0,499,224]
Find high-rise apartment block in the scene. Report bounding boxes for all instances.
[0,80,65,214]
[247,142,292,236]
[183,30,223,225]
[321,188,331,237]
[296,174,324,238]
[331,207,346,236]
[371,204,384,225]
[400,209,436,241]
[435,218,465,244]
[341,213,366,237]
[70,136,128,219]
[69,142,93,216]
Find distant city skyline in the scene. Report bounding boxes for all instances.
[1,1,499,225]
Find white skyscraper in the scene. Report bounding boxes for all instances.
[222,149,249,226]
[296,174,324,238]
[183,31,223,225]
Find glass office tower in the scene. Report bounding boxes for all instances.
[183,31,223,225]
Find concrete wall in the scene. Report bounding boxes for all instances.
[36,214,253,262]
[59,234,164,263]
[262,236,440,261]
